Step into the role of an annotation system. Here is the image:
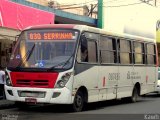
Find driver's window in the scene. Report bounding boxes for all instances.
[77,35,88,62]
[77,33,97,63]
[81,36,88,62]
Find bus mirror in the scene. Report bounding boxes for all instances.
[15,35,19,42]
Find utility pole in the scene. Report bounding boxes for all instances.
[97,0,103,28]
[88,4,97,17]
[155,0,157,7]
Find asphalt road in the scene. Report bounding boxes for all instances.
[0,93,160,120]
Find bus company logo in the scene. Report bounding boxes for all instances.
[127,71,131,79]
[127,71,141,80]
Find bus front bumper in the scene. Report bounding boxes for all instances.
[156,85,160,93]
[4,85,73,104]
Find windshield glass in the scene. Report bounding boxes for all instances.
[8,29,79,70]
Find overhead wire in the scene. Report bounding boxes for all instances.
[57,0,96,7]
[103,1,144,8]
[102,0,156,8]
[57,0,96,9]
[57,0,157,10]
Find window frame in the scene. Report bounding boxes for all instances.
[117,38,132,65]
[76,31,99,64]
[133,41,145,65]
[99,35,117,64]
[146,43,156,65]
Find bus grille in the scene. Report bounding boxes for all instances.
[16,80,49,87]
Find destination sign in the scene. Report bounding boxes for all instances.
[27,31,75,40]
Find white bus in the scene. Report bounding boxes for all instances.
[5,24,158,112]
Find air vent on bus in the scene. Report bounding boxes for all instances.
[16,80,49,87]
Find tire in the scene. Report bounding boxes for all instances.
[72,91,84,112]
[130,87,139,103]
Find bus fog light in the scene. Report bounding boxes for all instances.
[52,92,61,98]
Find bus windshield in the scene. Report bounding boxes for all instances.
[7,29,79,70]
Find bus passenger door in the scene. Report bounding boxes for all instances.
[74,33,99,103]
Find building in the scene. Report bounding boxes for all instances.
[0,27,20,68]
[0,0,55,67]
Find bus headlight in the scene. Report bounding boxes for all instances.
[55,72,72,88]
[5,72,12,86]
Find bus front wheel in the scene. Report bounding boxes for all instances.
[72,91,84,112]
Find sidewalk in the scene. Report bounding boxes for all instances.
[0,99,15,109]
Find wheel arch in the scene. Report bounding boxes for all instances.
[76,86,88,103]
[134,82,141,95]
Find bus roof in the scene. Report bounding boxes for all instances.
[25,24,155,43]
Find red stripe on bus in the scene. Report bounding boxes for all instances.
[10,72,59,88]
[103,77,106,87]
[146,75,148,83]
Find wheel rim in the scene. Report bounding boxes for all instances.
[75,94,82,108]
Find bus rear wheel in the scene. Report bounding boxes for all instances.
[130,87,139,103]
[72,91,84,112]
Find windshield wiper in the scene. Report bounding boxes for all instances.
[16,44,35,68]
[47,53,74,71]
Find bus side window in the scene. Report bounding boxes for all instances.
[134,42,143,64]
[146,43,156,65]
[100,36,116,64]
[77,34,98,63]
[87,40,97,63]
[119,39,131,64]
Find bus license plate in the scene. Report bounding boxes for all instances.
[25,98,37,103]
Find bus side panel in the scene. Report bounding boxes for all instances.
[73,63,99,103]
[145,66,157,94]
[98,66,118,101]
[117,66,133,99]
[132,66,147,95]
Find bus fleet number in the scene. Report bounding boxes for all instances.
[108,73,120,80]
